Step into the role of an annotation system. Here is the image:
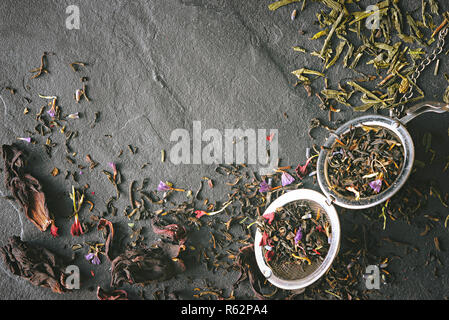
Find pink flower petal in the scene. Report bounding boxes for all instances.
[262,211,275,224]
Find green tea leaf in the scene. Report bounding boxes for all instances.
[292,46,307,53]
[310,29,329,40]
[325,40,346,69]
[292,68,326,82]
[268,0,301,11]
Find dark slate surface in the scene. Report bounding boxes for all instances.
[0,0,448,300]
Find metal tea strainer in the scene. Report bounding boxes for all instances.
[254,101,448,291]
[317,101,449,210]
[254,189,341,291]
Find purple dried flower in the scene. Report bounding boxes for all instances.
[259,180,272,193]
[281,172,295,186]
[369,179,382,193]
[85,252,101,265]
[85,252,95,261]
[294,228,303,244]
[17,137,31,143]
[47,109,56,118]
[91,255,101,265]
[157,181,171,192]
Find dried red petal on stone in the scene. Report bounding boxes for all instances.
[97,286,128,300]
[97,218,114,261]
[50,222,59,238]
[151,220,187,245]
[195,210,208,219]
[70,215,84,237]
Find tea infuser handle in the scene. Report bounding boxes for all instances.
[398,101,449,125]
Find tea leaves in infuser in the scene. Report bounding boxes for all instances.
[257,200,330,271]
[325,125,405,200]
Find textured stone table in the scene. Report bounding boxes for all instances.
[0,0,448,300]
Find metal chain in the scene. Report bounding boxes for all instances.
[393,26,449,117]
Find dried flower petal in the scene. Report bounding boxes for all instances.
[47,109,56,118]
[68,112,79,119]
[259,180,272,193]
[264,249,275,262]
[108,162,116,171]
[85,252,95,261]
[91,255,101,265]
[259,231,270,247]
[262,211,275,224]
[70,213,84,236]
[110,244,185,287]
[369,179,383,193]
[234,244,268,300]
[97,287,128,300]
[2,144,53,232]
[294,228,303,244]
[194,200,233,219]
[295,160,310,179]
[17,137,31,143]
[50,222,59,238]
[281,171,295,186]
[151,219,187,245]
[0,236,71,293]
[97,218,114,262]
[157,181,171,192]
[195,210,208,219]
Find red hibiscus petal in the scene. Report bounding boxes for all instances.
[262,211,275,224]
[50,222,59,238]
[70,218,84,236]
[195,210,208,219]
[259,231,270,247]
[264,250,274,262]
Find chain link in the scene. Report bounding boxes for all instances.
[393,26,449,117]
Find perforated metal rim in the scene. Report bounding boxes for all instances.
[254,189,341,291]
[317,115,415,210]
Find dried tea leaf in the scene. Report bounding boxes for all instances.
[292,46,307,53]
[110,244,186,287]
[429,0,439,15]
[443,74,449,103]
[51,167,59,177]
[325,40,346,69]
[268,0,301,11]
[320,10,345,59]
[292,68,325,82]
[310,29,329,40]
